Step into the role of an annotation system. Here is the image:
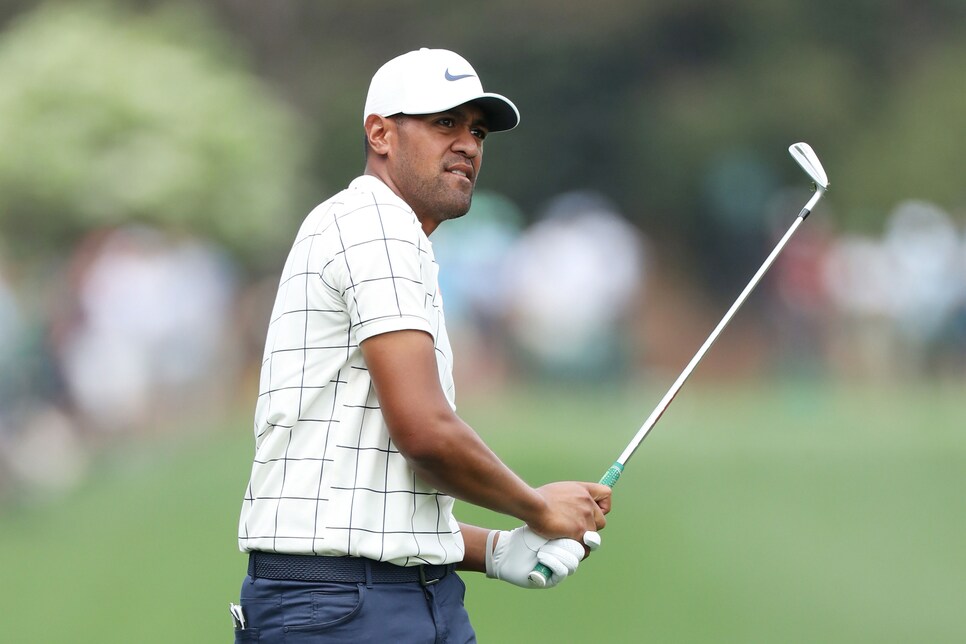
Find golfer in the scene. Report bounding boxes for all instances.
[234,48,611,643]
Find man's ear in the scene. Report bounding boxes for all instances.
[365,114,393,156]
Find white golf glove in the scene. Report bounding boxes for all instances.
[485,526,595,589]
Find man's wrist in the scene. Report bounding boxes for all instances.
[484,529,500,578]
[456,523,495,573]
[514,489,548,531]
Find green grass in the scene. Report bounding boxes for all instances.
[2,379,965,643]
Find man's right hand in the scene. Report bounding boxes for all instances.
[527,481,611,544]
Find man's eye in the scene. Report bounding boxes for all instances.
[472,128,488,141]
[437,118,455,127]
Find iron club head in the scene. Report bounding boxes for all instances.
[788,142,829,191]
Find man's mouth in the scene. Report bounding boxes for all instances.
[446,164,474,184]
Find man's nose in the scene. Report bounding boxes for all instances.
[452,128,481,157]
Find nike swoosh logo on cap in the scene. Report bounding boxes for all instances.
[445,68,476,81]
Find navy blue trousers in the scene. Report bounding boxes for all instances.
[235,571,477,643]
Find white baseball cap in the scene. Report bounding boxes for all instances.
[363,48,520,132]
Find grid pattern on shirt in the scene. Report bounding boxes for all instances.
[238,175,462,566]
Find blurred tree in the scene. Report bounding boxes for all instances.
[6,0,961,277]
[0,2,311,269]
[838,40,966,224]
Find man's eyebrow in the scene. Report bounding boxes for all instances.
[430,107,489,131]
[451,106,487,121]
[461,110,489,130]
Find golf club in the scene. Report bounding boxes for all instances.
[529,142,830,587]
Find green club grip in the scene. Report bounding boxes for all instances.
[598,462,624,488]
[529,562,554,586]
[528,462,624,587]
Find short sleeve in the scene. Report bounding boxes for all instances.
[333,200,435,343]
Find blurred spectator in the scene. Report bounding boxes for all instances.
[431,191,524,388]
[701,149,779,296]
[822,233,897,379]
[2,406,87,500]
[882,200,962,372]
[0,259,23,420]
[54,224,239,434]
[765,190,836,376]
[0,255,86,500]
[821,200,965,379]
[503,191,646,380]
[0,258,22,495]
[0,258,65,424]
[943,231,966,374]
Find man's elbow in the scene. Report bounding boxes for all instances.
[388,410,460,470]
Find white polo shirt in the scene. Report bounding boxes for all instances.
[238,175,462,566]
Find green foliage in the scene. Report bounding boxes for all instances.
[838,41,966,222]
[1,0,965,274]
[279,0,966,242]
[0,2,309,267]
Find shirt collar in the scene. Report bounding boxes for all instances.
[348,174,431,243]
[349,174,406,206]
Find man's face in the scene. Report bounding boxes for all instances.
[386,103,489,230]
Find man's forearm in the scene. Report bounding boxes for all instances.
[400,413,548,526]
[361,330,607,542]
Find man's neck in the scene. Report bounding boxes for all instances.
[363,166,437,237]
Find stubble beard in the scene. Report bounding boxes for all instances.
[398,163,474,225]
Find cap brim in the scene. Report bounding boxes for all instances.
[468,94,520,132]
[391,93,520,132]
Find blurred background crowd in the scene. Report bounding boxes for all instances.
[1,0,964,500]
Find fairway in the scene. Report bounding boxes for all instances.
[2,380,964,643]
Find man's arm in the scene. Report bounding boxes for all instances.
[456,523,489,573]
[360,329,610,542]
